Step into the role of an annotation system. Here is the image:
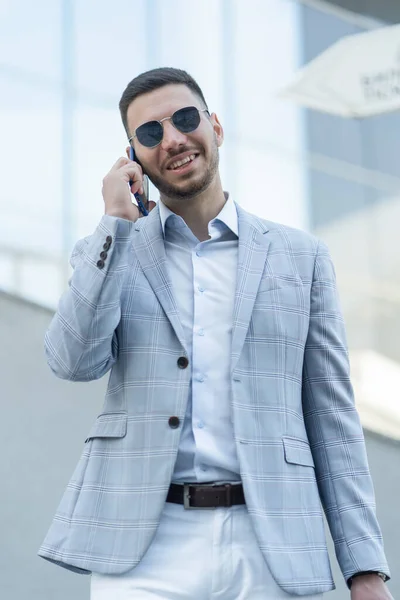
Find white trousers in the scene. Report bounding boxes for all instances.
[91,501,324,600]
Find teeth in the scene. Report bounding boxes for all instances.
[170,154,196,170]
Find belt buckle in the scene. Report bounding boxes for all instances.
[183,483,216,510]
[183,484,194,509]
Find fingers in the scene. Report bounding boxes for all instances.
[109,157,143,186]
[109,156,130,171]
[110,159,144,195]
[129,169,144,196]
[122,162,143,180]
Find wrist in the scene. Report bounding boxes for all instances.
[348,571,388,589]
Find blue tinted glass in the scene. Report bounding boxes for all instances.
[136,120,163,147]
[173,107,200,132]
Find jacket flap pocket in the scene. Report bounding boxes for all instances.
[85,412,127,442]
[283,436,315,468]
[259,275,303,294]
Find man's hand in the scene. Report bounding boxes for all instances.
[351,574,393,600]
[102,157,156,222]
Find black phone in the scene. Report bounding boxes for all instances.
[129,146,149,216]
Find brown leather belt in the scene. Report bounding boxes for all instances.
[167,482,245,509]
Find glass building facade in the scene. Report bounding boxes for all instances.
[1,0,399,437]
[0,0,306,307]
[299,2,400,438]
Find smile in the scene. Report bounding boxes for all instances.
[168,154,197,171]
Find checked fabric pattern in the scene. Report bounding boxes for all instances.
[38,202,389,597]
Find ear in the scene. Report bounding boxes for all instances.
[209,113,224,147]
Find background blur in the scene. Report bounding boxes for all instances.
[1,1,399,598]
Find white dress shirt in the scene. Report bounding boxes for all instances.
[158,194,241,483]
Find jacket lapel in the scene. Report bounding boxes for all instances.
[132,206,189,354]
[133,202,271,365]
[231,204,270,371]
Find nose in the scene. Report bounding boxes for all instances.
[160,119,188,152]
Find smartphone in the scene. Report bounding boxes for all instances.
[129,146,149,216]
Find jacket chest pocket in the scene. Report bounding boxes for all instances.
[252,277,310,342]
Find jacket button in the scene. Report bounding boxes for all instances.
[168,416,180,429]
[177,356,189,369]
[106,235,112,244]
[103,241,111,251]
[97,259,105,269]
[100,250,108,260]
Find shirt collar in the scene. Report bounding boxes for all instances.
[159,192,238,237]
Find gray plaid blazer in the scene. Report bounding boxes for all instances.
[38,202,389,596]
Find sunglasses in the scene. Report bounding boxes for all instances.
[128,106,209,148]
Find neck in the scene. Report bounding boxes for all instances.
[160,176,226,242]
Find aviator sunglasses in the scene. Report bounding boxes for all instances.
[128,106,209,148]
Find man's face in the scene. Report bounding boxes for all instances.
[126,84,223,200]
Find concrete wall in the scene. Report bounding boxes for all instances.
[1,291,398,599]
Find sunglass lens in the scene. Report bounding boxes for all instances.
[136,121,163,147]
[173,106,200,133]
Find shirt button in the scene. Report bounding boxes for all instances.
[197,375,205,383]
[198,286,205,293]
[197,421,204,429]
[177,356,189,369]
[196,251,202,257]
[198,328,205,336]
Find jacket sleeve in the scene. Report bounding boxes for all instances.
[302,240,390,584]
[45,215,134,382]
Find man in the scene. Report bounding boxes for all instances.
[39,68,392,599]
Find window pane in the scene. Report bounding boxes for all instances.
[300,4,400,438]
[0,0,61,79]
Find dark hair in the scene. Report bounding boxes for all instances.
[119,67,208,137]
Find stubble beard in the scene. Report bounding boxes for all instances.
[144,138,219,201]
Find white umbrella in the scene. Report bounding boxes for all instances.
[279,23,400,118]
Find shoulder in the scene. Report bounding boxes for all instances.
[240,205,323,254]
[266,219,320,251]
[237,206,335,281]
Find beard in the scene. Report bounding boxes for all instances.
[142,137,219,201]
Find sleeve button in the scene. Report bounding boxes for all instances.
[97,259,105,269]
